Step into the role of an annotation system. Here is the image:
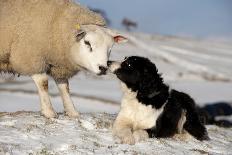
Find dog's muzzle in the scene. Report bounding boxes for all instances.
[107,61,121,73]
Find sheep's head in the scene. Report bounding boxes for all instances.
[70,25,127,75]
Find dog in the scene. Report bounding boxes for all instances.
[108,56,209,144]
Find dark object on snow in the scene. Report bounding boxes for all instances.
[197,102,232,128]
[122,18,137,31]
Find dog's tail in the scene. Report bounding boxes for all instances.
[171,90,210,141]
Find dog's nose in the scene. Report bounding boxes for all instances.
[107,61,113,67]
[98,66,107,75]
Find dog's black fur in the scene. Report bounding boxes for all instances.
[111,56,209,141]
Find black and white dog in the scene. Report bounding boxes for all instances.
[108,56,209,144]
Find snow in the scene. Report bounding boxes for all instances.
[0,112,231,155]
[0,31,232,154]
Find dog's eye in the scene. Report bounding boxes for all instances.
[127,63,133,69]
[84,40,92,52]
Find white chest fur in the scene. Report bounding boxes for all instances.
[118,83,165,130]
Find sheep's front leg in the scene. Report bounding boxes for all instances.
[32,73,57,118]
[56,80,79,118]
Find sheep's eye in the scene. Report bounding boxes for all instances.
[84,40,90,46]
[84,40,92,52]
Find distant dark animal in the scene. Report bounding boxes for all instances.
[197,102,232,128]
[108,56,209,144]
[122,18,137,31]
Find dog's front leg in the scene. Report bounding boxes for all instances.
[113,116,135,145]
[32,73,57,118]
[56,79,79,118]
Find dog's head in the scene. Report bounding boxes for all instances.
[108,56,164,97]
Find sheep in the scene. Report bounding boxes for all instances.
[0,0,127,118]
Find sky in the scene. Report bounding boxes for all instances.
[77,0,232,39]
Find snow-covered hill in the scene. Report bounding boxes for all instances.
[0,32,232,154]
[0,112,231,155]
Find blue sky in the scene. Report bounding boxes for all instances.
[77,0,232,39]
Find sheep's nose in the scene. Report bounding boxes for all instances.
[107,61,113,67]
[98,66,107,75]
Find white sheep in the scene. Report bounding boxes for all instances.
[0,0,127,118]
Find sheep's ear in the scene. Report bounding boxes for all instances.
[103,28,128,43]
[76,30,86,42]
[114,35,128,43]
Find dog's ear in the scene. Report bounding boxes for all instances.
[137,62,163,98]
[138,69,157,98]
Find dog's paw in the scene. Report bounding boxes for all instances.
[133,130,149,143]
[112,122,135,145]
[173,132,190,141]
[113,131,135,145]
[120,134,135,145]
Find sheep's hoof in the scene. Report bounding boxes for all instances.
[65,111,80,119]
[41,110,58,119]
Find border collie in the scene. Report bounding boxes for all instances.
[108,56,209,144]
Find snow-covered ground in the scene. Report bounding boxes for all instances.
[0,32,232,154]
[0,112,231,155]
